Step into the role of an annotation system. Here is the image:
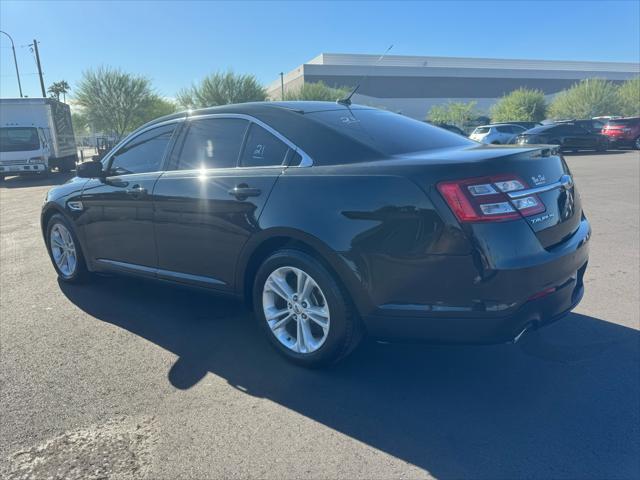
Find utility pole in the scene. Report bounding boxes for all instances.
[32,39,46,97]
[280,72,284,101]
[0,30,23,97]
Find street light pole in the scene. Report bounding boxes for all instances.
[280,72,284,101]
[0,30,23,98]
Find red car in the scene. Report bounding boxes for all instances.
[601,117,640,150]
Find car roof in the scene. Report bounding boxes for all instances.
[137,101,382,165]
[143,101,373,128]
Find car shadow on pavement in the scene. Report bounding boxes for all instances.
[0,172,74,189]
[59,274,640,479]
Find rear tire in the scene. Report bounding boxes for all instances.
[45,214,90,283]
[253,249,363,367]
[59,155,76,173]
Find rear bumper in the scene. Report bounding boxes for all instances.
[364,268,585,343]
[362,218,590,344]
[604,137,635,147]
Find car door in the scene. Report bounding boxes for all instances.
[153,116,290,291]
[80,122,179,274]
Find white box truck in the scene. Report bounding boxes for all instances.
[0,98,78,180]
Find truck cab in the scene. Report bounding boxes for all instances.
[0,126,52,179]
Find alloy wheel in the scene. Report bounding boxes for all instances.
[50,223,78,278]
[262,266,330,354]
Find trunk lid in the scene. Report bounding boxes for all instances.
[397,145,581,249]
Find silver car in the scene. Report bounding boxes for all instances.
[470,124,527,145]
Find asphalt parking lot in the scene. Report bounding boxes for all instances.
[1,151,638,479]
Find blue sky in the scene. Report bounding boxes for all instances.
[1,0,638,99]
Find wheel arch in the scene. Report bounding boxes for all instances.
[236,227,369,315]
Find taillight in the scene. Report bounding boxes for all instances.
[437,175,545,223]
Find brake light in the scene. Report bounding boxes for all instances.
[437,175,545,223]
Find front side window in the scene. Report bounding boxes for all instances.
[240,124,289,167]
[109,124,176,176]
[178,118,249,170]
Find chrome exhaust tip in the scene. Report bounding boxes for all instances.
[512,323,533,344]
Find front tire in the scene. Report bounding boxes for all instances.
[45,214,89,283]
[253,249,363,367]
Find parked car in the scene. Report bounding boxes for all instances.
[432,123,467,136]
[41,102,589,367]
[601,117,640,149]
[554,119,607,134]
[492,121,542,130]
[470,124,526,144]
[515,123,608,152]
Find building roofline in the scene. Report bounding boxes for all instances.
[310,52,639,73]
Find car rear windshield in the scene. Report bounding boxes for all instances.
[473,127,490,134]
[0,127,40,152]
[608,118,639,126]
[306,109,473,156]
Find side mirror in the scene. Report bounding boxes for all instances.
[76,160,104,178]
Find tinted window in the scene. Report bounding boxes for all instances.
[0,127,40,152]
[109,124,175,175]
[496,126,511,133]
[240,124,289,167]
[308,109,473,155]
[178,118,248,170]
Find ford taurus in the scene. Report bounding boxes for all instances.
[41,102,590,367]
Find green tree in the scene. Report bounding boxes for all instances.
[48,80,71,103]
[549,78,621,119]
[177,70,266,108]
[74,67,158,138]
[427,101,477,128]
[617,77,640,117]
[490,88,547,122]
[283,81,349,101]
[71,111,89,135]
[132,96,177,126]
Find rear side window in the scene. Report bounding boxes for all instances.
[308,109,473,156]
[108,124,175,176]
[496,126,511,133]
[240,124,289,167]
[178,118,248,170]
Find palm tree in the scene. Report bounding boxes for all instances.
[47,80,70,103]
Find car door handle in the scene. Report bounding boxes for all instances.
[228,186,261,199]
[126,184,147,198]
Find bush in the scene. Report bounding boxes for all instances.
[617,77,640,117]
[549,78,621,119]
[177,70,267,108]
[427,101,477,128]
[283,81,349,101]
[490,88,547,122]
